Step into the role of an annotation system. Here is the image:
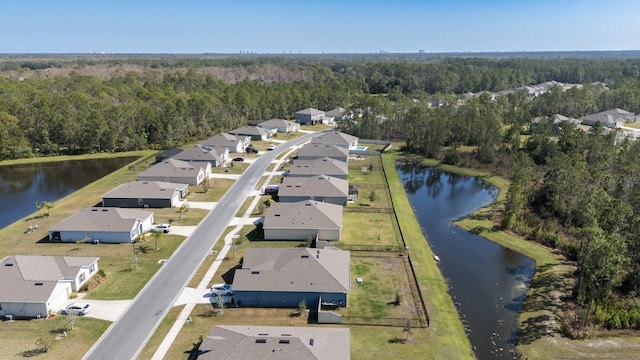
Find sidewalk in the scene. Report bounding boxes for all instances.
[150,143,302,360]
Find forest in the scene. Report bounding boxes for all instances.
[3,55,640,334]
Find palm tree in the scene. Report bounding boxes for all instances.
[152,230,163,251]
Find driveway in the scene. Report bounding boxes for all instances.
[62,297,133,322]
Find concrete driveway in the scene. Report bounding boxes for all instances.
[62,297,133,322]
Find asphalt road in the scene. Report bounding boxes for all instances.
[83,131,321,360]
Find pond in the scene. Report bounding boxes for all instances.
[396,161,535,359]
[0,157,139,230]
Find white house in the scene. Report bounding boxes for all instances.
[48,207,155,243]
[0,255,99,318]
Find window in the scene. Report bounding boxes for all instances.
[79,273,86,283]
[89,264,95,274]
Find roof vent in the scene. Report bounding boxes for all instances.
[4,263,13,267]
[259,333,269,336]
[251,271,260,275]
[310,338,314,346]
[281,334,291,337]
[35,282,43,286]
[91,209,98,212]
[279,339,290,344]
[255,338,267,344]
[301,255,309,258]
[274,214,281,217]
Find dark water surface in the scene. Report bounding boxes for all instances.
[396,162,535,359]
[0,157,138,229]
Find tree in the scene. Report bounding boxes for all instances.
[66,311,78,331]
[35,201,45,217]
[368,190,377,206]
[403,318,412,342]
[298,298,307,316]
[44,201,53,216]
[152,230,163,251]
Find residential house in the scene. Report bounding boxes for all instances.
[530,114,581,134]
[171,144,228,168]
[48,207,154,243]
[296,144,349,162]
[202,133,250,153]
[101,181,188,208]
[229,126,273,141]
[262,200,343,241]
[325,107,346,120]
[154,148,183,163]
[288,158,348,180]
[196,326,350,360]
[310,131,358,149]
[257,118,300,133]
[278,175,349,206]
[232,247,350,308]
[582,108,635,128]
[0,255,99,318]
[137,158,207,185]
[295,108,326,125]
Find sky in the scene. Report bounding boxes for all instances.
[1,0,639,54]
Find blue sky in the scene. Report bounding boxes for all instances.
[1,0,639,53]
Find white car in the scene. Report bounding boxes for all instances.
[267,144,277,151]
[210,283,233,296]
[62,302,91,316]
[153,224,172,233]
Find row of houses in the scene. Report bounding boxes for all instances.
[531,108,640,139]
[230,131,360,310]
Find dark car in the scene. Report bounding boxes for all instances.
[232,157,244,162]
[245,147,259,154]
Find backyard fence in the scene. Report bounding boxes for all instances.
[339,316,426,328]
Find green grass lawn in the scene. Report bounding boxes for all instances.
[624,122,640,129]
[187,178,235,202]
[0,315,110,360]
[341,212,401,246]
[346,256,418,319]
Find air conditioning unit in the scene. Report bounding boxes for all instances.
[5,314,13,321]
[93,239,100,245]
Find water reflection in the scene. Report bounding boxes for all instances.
[396,161,535,360]
[0,157,138,229]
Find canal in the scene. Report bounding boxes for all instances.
[396,161,535,359]
[0,157,139,230]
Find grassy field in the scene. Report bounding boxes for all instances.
[0,314,110,360]
[341,212,401,246]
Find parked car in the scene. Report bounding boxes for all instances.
[245,147,259,154]
[210,283,233,296]
[267,144,277,151]
[62,302,91,315]
[232,157,244,162]
[153,223,172,233]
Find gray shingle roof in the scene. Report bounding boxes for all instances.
[295,108,325,115]
[49,208,154,233]
[233,247,350,293]
[229,126,269,137]
[171,144,224,164]
[198,325,350,360]
[102,181,188,200]
[202,133,243,147]
[296,144,349,159]
[263,200,343,231]
[137,158,203,178]
[279,175,348,198]
[288,158,348,178]
[259,119,297,128]
[0,255,99,303]
[310,131,358,147]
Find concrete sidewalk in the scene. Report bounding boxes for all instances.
[149,143,301,360]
